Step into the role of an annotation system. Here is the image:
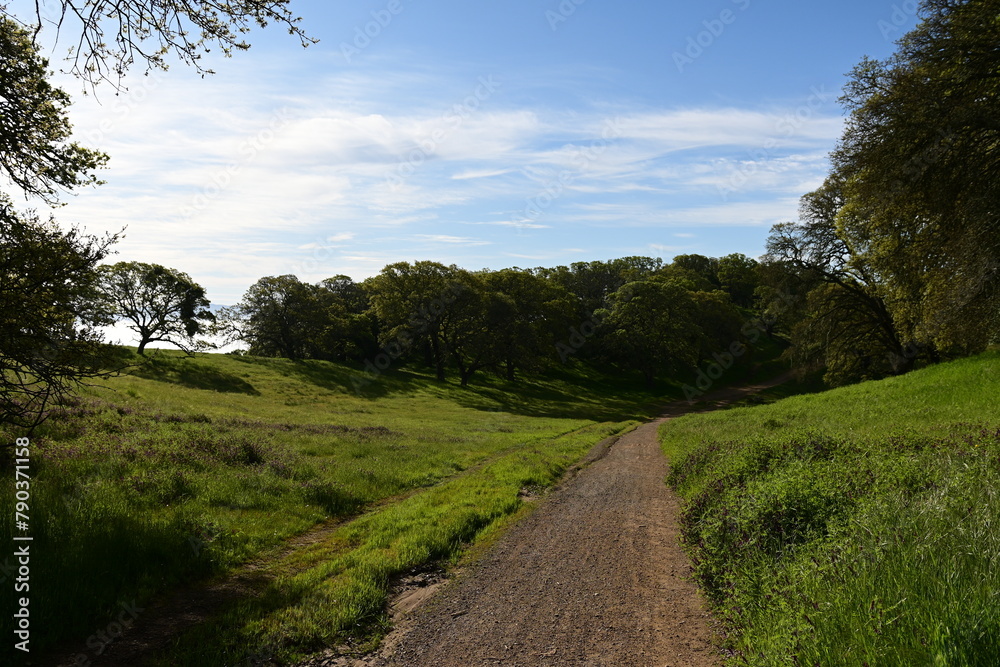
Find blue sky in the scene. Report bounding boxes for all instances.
[12,0,920,309]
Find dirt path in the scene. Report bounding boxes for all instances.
[380,420,715,667]
[37,423,611,667]
[307,375,790,667]
[40,375,787,666]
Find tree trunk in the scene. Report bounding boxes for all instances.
[137,334,149,356]
[455,353,474,387]
[431,334,446,381]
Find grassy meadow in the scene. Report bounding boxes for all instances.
[661,350,1000,665]
[0,349,667,664]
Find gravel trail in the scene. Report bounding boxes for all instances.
[315,379,789,667]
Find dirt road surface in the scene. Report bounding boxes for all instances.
[39,377,782,667]
[310,378,789,667]
[380,419,715,667]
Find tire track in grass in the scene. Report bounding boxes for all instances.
[304,376,792,667]
[40,421,621,666]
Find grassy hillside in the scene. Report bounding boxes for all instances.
[0,349,665,663]
[660,351,1000,666]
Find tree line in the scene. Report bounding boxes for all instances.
[763,0,999,385]
[2,0,998,428]
[80,254,765,388]
[211,254,763,389]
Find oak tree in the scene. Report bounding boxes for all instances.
[0,201,118,428]
[99,261,214,355]
[598,277,703,387]
[833,0,1000,353]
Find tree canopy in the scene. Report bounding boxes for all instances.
[98,261,214,355]
[213,256,755,390]
[756,0,1000,385]
[597,277,705,387]
[0,17,107,204]
[1,0,313,87]
[0,200,118,427]
[833,0,1000,355]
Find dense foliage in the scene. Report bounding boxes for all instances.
[218,254,765,389]
[0,203,118,428]
[764,0,1000,385]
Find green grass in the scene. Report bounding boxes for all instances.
[660,350,1000,665]
[0,349,656,662]
[155,421,632,665]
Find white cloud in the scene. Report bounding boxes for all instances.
[452,168,516,180]
[31,59,842,303]
[504,252,551,260]
[649,243,686,254]
[564,198,801,228]
[414,234,492,246]
[460,220,550,230]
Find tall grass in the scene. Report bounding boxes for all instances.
[661,351,1000,665]
[156,421,632,665]
[0,349,653,660]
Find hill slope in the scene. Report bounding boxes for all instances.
[0,350,662,663]
[660,351,1000,666]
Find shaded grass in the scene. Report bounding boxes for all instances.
[0,348,652,660]
[131,355,262,395]
[723,369,827,409]
[153,422,632,665]
[660,350,1000,665]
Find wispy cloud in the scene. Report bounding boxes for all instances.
[41,59,839,304]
